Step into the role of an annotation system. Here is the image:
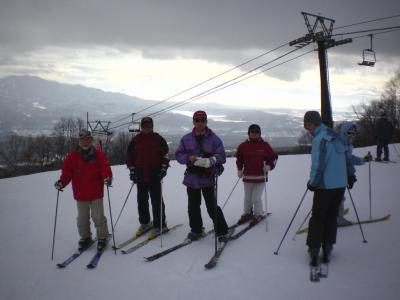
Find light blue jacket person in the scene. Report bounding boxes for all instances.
[308,123,348,190]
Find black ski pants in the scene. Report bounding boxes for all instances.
[187,186,228,236]
[137,181,166,228]
[376,138,390,160]
[306,188,344,250]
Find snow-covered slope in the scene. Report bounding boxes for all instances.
[0,145,399,300]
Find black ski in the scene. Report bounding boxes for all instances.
[56,239,96,268]
[144,238,193,261]
[297,213,390,234]
[204,228,236,269]
[86,234,111,269]
[230,213,270,240]
[121,224,183,254]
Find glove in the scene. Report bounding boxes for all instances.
[307,181,317,192]
[262,164,272,172]
[54,180,64,191]
[364,153,373,162]
[347,176,357,189]
[129,168,138,183]
[237,170,243,178]
[158,168,167,179]
[104,177,112,186]
[194,156,216,168]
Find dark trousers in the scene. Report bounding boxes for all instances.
[187,186,228,236]
[306,188,344,249]
[377,139,390,160]
[137,182,166,228]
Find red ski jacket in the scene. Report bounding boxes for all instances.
[126,131,169,183]
[60,147,112,201]
[236,138,278,183]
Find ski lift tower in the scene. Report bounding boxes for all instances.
[290,12,352,128]
[86,113,113,154]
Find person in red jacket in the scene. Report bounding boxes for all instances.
[126,117,170,239]
[236,124,278,225]
[54,129,112,251]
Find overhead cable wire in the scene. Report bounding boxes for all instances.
[109,44,312,130]
[334,14,400,30]
[332,25,400,37]
[109,42,289,126]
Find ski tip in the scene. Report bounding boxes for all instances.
[204,262,216,269]
[86,264,95,269]
[56,264,66,269]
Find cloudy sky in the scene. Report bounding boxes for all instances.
[1,0,399,113]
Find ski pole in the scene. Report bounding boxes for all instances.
[106,185,117,254]
[160,180,164,248]
[347,188,368,243]
[113,182,135,230]
[221,177,240,209]
[51,190,61,260]
[274,188,308,255]
[291,208,311,240]
[368,151,372,220]
[263,162,268,232]
[213,174,218,255]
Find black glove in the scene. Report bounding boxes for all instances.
[347,176,357,189]
[158,168,167,179]
[54,180,64,191]
[364,153,373,162]
[129,168,138,183]
[307,181,317,192]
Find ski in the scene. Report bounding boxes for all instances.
[86,234,111,269]
[57,239,96,268]
[144,230,211,262]
[121,224,183,254]
[204,228,236,269]
[230,213,270,240]
[296,209,389,235]
[113,226,152,250]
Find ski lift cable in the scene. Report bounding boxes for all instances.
[128,46,308,124]
[108,42,289,127]
[149,49,315,119]
[332,25,400,37]
[334,14,400,30]
[108,45,311,131]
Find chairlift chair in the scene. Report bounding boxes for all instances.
[358,35,376,67]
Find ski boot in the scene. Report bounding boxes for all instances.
[78,237,93,251]
[135,222,152,237]
[237,213,253,225]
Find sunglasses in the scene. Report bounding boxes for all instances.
[194,118,207,123]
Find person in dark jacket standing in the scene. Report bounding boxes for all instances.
[375,112,394,161]
[54,129,112,251]
[303,111,350,266]
[175,110,229,242]
[127,117,170,239]
[236,124,278,225]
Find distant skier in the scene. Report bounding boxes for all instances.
[337,122,371,225]
[126,117,170,239]
[175,110,229,242]
[54,129,112,251]
[303,111,349,266]
[375,112,394,162]
[235,124,278,225]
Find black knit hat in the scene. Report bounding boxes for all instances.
[141,117,153,127]
[304,111,322,126]
[78,128,92,139]
[248,124,261,134]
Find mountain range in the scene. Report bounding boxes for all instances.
[0,75,320,147]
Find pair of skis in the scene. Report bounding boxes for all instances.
[57,234,111,269]
[144,213,270,268]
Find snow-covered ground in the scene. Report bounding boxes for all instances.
[1,145,399,300]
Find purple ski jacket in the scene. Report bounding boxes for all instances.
[175,127,226,189]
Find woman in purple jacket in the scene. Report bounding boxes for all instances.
[175,110,229,242]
